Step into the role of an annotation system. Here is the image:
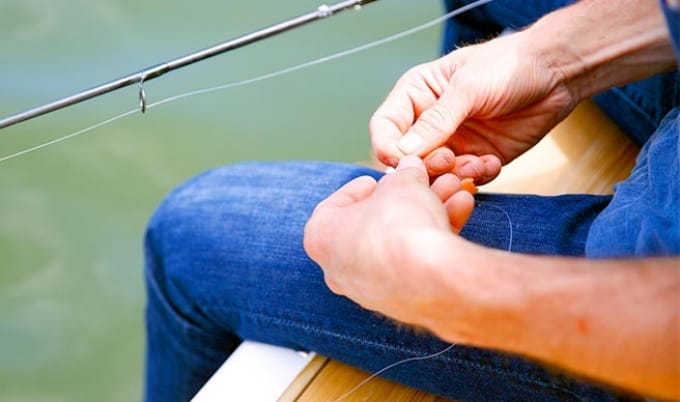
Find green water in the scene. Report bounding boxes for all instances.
[0,1,443,400]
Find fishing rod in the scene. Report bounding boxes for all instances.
[0,0,379,130]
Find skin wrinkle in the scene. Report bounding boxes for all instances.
[450,122,508,162]
[448,155,499,184]
[405,82,429,125]
[422,64,450,106]
[414,105,457,144]
[457,159,484,180]
[424,149,456,176]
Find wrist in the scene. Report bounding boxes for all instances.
[431,238,532,351]
[519,14,590,103]
[522,0,677,101]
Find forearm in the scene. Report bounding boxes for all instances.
[506,254,678,400]
[523,0,677,101]
[435,244,679,400]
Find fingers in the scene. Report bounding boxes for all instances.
[370,62,452,167]
[431,173,477,201]
[431,172,476,234]
[450,154,502,185]
[315,175,377,210]
[421,149,501,185]
[319,156,429,215]
[305,176,378,266]
[370,108,408,168]
[430,173,461,202]
[397,84,470,157]
[431,172,476,233]
[423,147,456,176]
[390,155,429,185]
[445,191,475,234]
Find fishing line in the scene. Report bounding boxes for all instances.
[0,0,493,163]
[0,109,138,163]
[331,343,457,402]
[4,0,509,397]
[146,0,492,110]
[479,200,514,251]
[329,196,513,401]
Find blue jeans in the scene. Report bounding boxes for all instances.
[144,2,679,401]
[144,163,624,402]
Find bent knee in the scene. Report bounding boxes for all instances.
[144,160,382,279]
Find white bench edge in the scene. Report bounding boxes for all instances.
[192,340,316,402]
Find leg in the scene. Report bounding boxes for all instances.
[143,161,640,401]
[442,0,680,144]
[587,107,680,257]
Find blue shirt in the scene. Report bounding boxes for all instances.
[442,0,680,256]
[587,1,679,257]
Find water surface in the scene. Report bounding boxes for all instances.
[0,1,442,400]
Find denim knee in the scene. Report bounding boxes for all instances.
[144,161,383,327]
[144,163,257,334]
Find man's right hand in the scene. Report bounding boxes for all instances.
[370,30,579,184]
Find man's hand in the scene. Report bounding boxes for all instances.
[303,157,679,400]
[370,0,676,185]
[311,1,680,398]
[303,156,474,325]
[370,30,579,183]
[305,162,679,400]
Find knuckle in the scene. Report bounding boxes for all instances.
[368,113,384,134]
[303,215,326,262]
[323,274,345,295]
[397,62,431,86]
[402,64,425,81]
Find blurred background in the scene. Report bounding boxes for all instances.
[0,0,443,400]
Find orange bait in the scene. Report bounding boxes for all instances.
[461,178,478,195]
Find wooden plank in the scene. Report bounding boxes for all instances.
[295,359,456,402]
[482,100,639,195]
[278,355,329,401]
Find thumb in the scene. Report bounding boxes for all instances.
[315,175,377,210]
[304,176,376,265]
[392,155,429,185]
[379,155,430,190]
[397,87,469,157]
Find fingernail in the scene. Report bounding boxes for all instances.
[459,163,481,179]
[483,158,499,178]
[398,133,423,154]
[397,155,424,170]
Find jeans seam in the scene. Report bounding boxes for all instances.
[224,308,588,401]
